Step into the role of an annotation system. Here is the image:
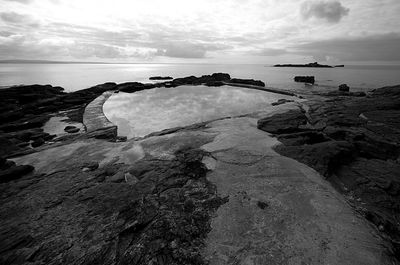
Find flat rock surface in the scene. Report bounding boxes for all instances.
[1,81,399,264]
[201,116,391,265]
[2,106,393,264]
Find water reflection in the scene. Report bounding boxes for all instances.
[103,85,293,138]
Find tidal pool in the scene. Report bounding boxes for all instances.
[103,85,294,138]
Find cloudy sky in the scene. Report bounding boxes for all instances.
[0,0,399,64]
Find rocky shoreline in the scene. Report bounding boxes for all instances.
[258,85,400,259]
[0,74,399,264]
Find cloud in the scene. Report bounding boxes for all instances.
[69,43,124,59]
[255,48,288,56]
[291,33,400,61]
[3,0,34,4]
[156,42,228,58]
[300,0,349,23]
[0,12,40,27]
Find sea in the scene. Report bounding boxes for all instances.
[1,63,400,92]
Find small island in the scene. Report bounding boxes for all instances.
[274,62,334,68]
[149,76,173,80]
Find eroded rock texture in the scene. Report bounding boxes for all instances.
[257,85,400,260]
[0,148,226,265]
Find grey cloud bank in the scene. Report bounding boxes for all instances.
[0,0,399,63]
[292,33,400,62]
[300,0,350,23]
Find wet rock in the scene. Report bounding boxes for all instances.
[116,136,128,142]
[0,164,34,183]
[275,140,354,177]
[230,78,265,87]
[0,157,15,170]
[205,81,225,87]
[294,76,315,84]
[257,201,269,209]
[277,131,330,146]
[31,138,45,148]
[0,147,226,265]
[116,82,150,93]
[258,85,400,259]
[339,84,350,92]
[85,126,117,141]
[64,125,80,133]
[106,171,126,183]
[81,161,99,171]
[124,172,138,185]
[257,109,308,134]
[271,99,295,106]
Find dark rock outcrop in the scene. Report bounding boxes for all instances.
[116,82,156,93]
[64,125,80,133]
[257,85,400,260]
[339,84,350,92]
[257,108,307,134]
[149,76,173,80]
[274,62,333,68]
[294,76,315,84]
[271,99,295,106]
[0,158,34,183]
[229,78,265,87]
[0,83,118,157]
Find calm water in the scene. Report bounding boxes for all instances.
[103,85,294,138]
[1,63,400,92]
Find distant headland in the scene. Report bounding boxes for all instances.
[274,62,344,68]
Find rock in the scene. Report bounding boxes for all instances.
[81,161,99,171]
[116,136,128,142]
[124,172,138,185]
[278,131,330,146]
[258,85,400,257]
[271,99,294,106]
[116,82,146,93]
[210,73,231,81]
[149,76,173,80]
[257,201,269,209]
[0,137,22,157]
[257,109,308,134]
[274,140,354,177]
[85,126,117,141]
[0,147,226,264]
[205,81,225,87]
[325,91,366,97]
[274,62,333,68]
[64,125,80,133]
[31,138,45,148]
[294,76,315,84]
[1,159,16,170]
[339,84,350,92]
[0,164,34,183]
[229,78,265,87]
[106,171,126,183]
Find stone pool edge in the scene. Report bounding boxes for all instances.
[84,83,300,141]
[83,90,118,140]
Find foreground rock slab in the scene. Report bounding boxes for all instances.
[257,85,400,261]
[201,116,392,265]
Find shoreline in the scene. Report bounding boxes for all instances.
[1,73,399,264]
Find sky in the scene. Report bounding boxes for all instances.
[0,0,399,64]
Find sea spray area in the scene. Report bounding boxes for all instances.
[0,73,399,264]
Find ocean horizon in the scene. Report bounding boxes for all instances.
[1,63,400,92]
